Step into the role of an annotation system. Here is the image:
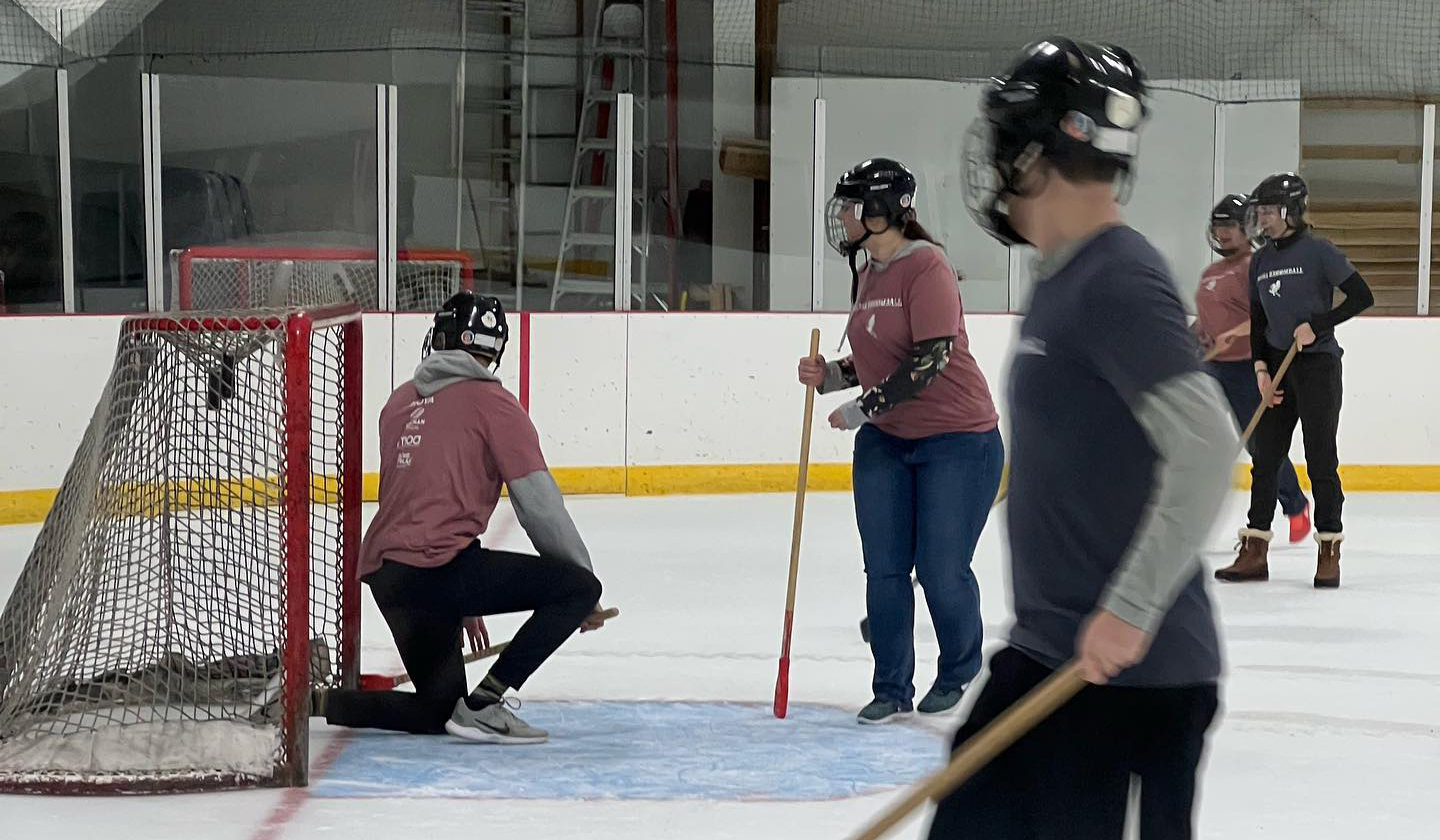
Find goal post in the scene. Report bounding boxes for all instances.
[171,246,475,311]
[0,304,362,793]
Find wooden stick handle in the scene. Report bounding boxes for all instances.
[1240,340,1300,444]
[848,661,1088,840]
[774,328,822,718]
[785,328,822,615]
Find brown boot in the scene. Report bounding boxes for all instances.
[1315,532,1344,588]
[1215,528,1272,582]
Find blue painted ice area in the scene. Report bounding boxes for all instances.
[312,700,944,800]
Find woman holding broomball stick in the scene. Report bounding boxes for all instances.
[797,157,1003,725]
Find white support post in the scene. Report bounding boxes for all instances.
[141,74,163,311]
[1212,102,1227,205]
[810,97,826,312]
[387,84,399,311]
[614,92,635,312]
[515,1,530,313]
[376,85,392,310]
[1419,103,1434,316]
[453,43,467,253]
[57,68,75,313]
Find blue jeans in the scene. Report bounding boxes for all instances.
[852,425,1004,703]
[1205,360,1307,517]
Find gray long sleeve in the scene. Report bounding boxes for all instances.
[818,357,859,394]
[1100,371,1237,633]
[506,470,593,572]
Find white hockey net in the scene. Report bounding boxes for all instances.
[171,247,474,312]
[0,305,363,793]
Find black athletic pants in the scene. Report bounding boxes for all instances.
[1248,350,1344,533]
[927,647,1219,840]
[325,542,601,734]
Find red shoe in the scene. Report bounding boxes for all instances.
[1288,504,1312,543]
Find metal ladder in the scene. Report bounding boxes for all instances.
[550,0,650,309]
[460,0,530,308]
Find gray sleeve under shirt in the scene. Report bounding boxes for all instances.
[507,470,594,572]
[1100,371,1237,632]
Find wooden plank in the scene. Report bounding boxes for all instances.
[719,136,770,180]
[1302,144,1426,163]
[1321,228,1421,246]
[1310,199,1440,213]
[1310,211,1440,228]
[1346,244,1426,261]
[1303,98,1438,110]
[1346,268,1440,282]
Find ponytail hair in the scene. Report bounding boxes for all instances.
[900,216,943,248]
[899,215,964,282]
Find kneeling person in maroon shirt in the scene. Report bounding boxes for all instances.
[322,292,607,744]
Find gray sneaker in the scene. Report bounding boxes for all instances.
[856,697,913,725]
[445,696,549,744]
[917,683,965,715]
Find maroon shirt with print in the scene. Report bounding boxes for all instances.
[845,242,998,439]
[1193,252,1252,362]
[359,378,547,578]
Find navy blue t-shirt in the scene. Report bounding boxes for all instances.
[1250,232,1355,357]
[1007,226,1221,687]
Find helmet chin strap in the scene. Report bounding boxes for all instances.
[835,226,879,354]
[844,228,875,303]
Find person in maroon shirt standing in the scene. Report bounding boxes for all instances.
[1193,194,1311,544]
[319,292,609,744]
[799,158,1003,725]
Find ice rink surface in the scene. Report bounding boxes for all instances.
[2,490,1436,839]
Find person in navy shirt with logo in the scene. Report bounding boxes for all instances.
[1194,193,1311,542]
[1214,173,1372,589]
[929,38,1236,839]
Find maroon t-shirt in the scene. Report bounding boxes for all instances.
[846,242,999,439]
[1194,252,1252,362]
[359,378,547,578]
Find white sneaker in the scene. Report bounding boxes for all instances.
[445,696,548,744]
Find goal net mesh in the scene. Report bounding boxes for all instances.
[172,248,474,313]
[0,305,361,793]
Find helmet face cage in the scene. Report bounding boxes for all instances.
[1245,201,1298,242]
[824,196,866,256]
[1209,219,1258,256]
[962,117,1047,247]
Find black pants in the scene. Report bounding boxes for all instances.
[1248,350,1344,533]
[1206,360,1308,517]
[325,542,601,734]
[928,648,1219,840]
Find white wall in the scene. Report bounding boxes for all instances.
[770,77,1009,314]
[710,1,755,305]
[766,77,819,312]
[2,312,1434,499]
[0,316,121,488]
[529,314,627,467]
[771,79,1303,316]
[1223,99,1302,203]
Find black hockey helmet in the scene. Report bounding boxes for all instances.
[1207,193,1251,255]
[963,37,1149,246]
[424,291,508,367]
[825,157,918,257]
[1247,172,1308,237]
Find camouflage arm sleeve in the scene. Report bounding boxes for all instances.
[855,336,954,418]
